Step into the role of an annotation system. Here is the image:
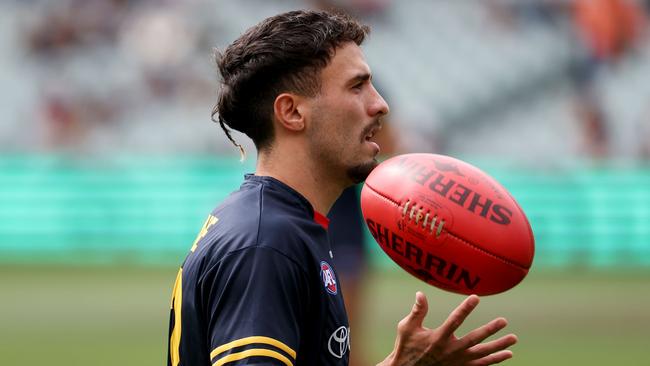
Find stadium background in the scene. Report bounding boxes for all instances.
[1,0,650,365]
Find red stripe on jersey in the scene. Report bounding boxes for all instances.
[313,211,330,230]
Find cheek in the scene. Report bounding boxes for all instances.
[313,97,364,147]
[337,118,359,146]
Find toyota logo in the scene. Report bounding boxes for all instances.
[328,326,350,359]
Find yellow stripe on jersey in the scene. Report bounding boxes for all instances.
[210,336,296,361]
[191,215,218,252]
[212,348,293,366]
[169,268,183,366]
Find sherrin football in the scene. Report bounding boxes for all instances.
[361,154,534,296]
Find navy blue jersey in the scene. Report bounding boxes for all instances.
[328,185,366,279]
[168,175,350,366]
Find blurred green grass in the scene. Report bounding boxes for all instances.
[359,268,650,366]
[1,265,648,366]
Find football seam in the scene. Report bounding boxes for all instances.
[364,182,529,271]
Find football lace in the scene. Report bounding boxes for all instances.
[401,199,444,237]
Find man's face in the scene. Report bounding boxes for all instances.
[305,42,389,185]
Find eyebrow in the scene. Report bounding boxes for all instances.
[347,73,372,85]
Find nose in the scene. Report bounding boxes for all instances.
[369,84,390,117]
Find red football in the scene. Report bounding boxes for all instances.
[361,154,534,296]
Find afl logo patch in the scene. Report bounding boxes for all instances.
[320,261,338,295]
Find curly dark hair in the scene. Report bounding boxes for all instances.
[212,10,370,155]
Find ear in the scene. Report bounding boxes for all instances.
[273,93,306,132]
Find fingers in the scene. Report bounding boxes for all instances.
[466,350,513,366]
[402,291,429,329]
[456,317,509,349]
[466,334,518,360]
[438,294,480,338]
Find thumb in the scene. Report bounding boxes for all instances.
[404,291,429,328]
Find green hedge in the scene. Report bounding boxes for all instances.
[1,155,649,268]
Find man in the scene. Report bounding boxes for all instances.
[168,10,517,366]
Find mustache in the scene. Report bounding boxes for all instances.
[360,119,383,142]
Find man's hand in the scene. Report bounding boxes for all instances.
[378,292,518,366]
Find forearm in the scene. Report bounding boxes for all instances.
[376,352,395,366]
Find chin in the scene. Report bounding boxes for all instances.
[347,158,378,184]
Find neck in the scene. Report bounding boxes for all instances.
[255,144,347,215]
